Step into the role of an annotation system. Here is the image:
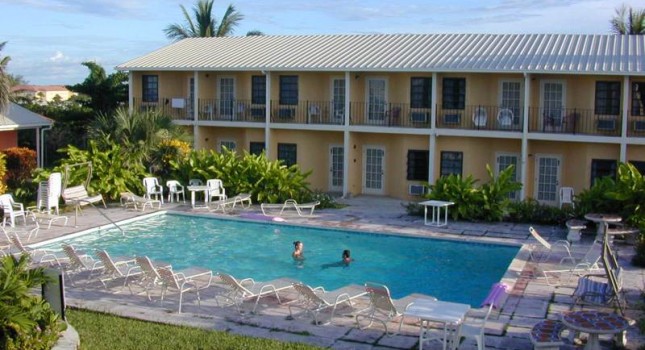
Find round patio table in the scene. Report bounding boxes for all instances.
[584,213,622,236]
[562,311,629,350]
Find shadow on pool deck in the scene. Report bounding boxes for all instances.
[5,195,645,349]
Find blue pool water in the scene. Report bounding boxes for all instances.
[43,213,519,306]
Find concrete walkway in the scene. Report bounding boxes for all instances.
[5,196,644,349]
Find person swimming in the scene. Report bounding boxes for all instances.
[342,249,353,265]
[292,240,304,260]
[322,249,354,269]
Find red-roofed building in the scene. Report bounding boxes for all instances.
[11,85,77,103]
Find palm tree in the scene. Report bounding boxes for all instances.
[0,41,11,114]
[164,0,243,41]
[610,4,645,34]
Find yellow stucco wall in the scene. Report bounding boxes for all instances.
[435,137,522,181]
[196,126,264,152]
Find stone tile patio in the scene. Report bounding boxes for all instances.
[4,195,644,349]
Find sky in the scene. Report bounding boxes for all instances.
[0,0,634,85]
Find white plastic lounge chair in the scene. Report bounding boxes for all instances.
[166,180,185,203]
[287,282,367,325]
[120,192,162,211]
[29,210,68,229]
[472,107,487,128]
[62,185,106,218]
[208,193,252,213]
[156,266,213,313]
[94,250,139,289]
[217,272,296,314]
[528,227,574,264]
[2,221,40,242]
[538,239,603,285]
[260,199,320,217]
[459,283,510,350]
[60,244,101,285]
[0,193,27,227]
[128,256,173,296]
[7,232,62,265]
[206,179,227,202]
[355,282,423,334]
[143,177,164,204]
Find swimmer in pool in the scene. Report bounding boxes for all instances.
[342,249,354,265]
[292,240,304,260]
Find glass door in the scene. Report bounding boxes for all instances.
[331,78,345,124]
[500,80,522,127]
[329,145,344,191]
[535,155,561,205]
[363,146,385,194]
[366,78,387,124]
[496,153,520,200]
[218,77,235,120]
[540,81,565,131]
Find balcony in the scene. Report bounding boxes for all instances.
[528,108,621,137]
[132,97,193,121]
[198,99,265,123]
[627,115,645,137]
[269,100,345,125]
[349,102,431,128]
[436,105,523,131]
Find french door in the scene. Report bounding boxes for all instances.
[362,146,385,194]
[329,145,344,191]
[331,78,346,123]
[496,153,520,200]
[534,155,561,206]
[366,78,387,124]
[218,77,235,119]
[540,80,566,130]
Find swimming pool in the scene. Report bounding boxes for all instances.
[43,213,519,306]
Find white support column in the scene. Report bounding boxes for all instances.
[35,128,41,168]
[193,71,200,150]
[128,72,134,113]
[428,73,438,184]
[620,76,630,162]
[265,71,272,159]
[520,73,531,200]
[343,71,351,198]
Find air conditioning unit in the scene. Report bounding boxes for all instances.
[408,184,427,196]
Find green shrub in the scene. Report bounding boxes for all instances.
[1,147,37,198]
[0,152,6,194]
[425,173,480,220]
[303,190,343,209]
[0,255,65,350]
[574,177,619,217]
[479,165,523,221]
[506,198,572,225]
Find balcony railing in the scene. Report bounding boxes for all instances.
[627,115,645,137]
[436,105,523,131]
[198,99,265,123]
[132,97,193,121]
[349,102,431,128]
[528,108,621,137]
[269,100,345,125]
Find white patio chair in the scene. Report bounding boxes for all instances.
[0,193,27,227]
[496,108,514,128]
[459,283,509,350]
[94,250,139,289]
[539,239,603,285]
[157,266,213,313]
[166,180,185,203]
[527,227,574,264]
[143,177,164,204]
[288,282,367,325]
[206,179,227,202]
[355,282,423,335]
[559,187,574,209]
[472,107,487,128]
[7,232,62,265]
[217,272,296,314]
[60,244,101,285]
[127,256,173,297]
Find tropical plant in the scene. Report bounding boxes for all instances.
[58,139,147,200]
[506,198,572,225]
[67,61,128,115]
[479,165,523,221]
[164,0,244,41]
[425,173,480,220]
[169,148,312,203]
[573,176,619,216]
[0,152,6,194]
[0,255,64,349]
[89,107,191,170]
[610,4,645,34]
[0,41,10,114]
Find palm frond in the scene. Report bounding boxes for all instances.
[216,4,243,37]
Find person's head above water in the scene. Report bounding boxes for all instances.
[294,241,303,249]
[342,250,350,259]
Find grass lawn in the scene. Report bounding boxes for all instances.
[67,308,322,350]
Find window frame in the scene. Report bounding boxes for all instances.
[279,76,298,105]
[442,78,466,110]
[410,77,432,109]
[595,81,621,116]
[142,75,159,103]
[251,76,266,105]
[590,159,617,186]
[249,142,265,156]
[277,143,297,167]
[406,150,429,181]
[440,151,463,177]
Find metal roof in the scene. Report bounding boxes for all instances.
[117,34,645,75]
[0,103,53,131]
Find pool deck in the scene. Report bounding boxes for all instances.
[4,196,645,349]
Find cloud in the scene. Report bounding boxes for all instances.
[49,51,67,62]
[1,0,155,19]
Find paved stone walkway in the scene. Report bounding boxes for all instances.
[5,195,645,349]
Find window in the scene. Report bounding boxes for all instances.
[410,78,432,108]
[279,76,298,105]
[278,143,297,166]
[632,82,645,116]
[407,150,429,181]
[249,142,265,156]
[142,75,158,103]
[219,140,236,152]
[496,154,520,200]
[595,81,621,115]
[251,76,266,104]
[590,159,617,186]
[442,78,466,109]
[440,151,463,177]
[500,81,522,124]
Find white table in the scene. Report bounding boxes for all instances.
[419,200,455,227]
[187,185,210,209]
[404,298,471,350]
